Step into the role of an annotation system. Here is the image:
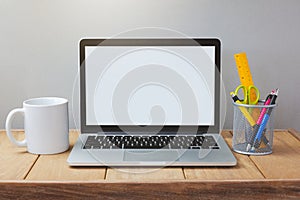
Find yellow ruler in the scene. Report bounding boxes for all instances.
[234,52,257,103]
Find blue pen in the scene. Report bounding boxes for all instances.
[250,89,278,152]
[246,91,274,152]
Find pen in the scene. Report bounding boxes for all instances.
[246,90,274,151]
[250,89,279,152]
[256,92,273,124]
[256,91,276,148]
[230,92,256,127]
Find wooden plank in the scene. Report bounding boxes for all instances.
[250,130,300,179]
[26,130,106,180]
[288,128,300,141]
[106,167,184,181]
[0,180,299,200]
[0,130,38,180]
[184,131,264,180]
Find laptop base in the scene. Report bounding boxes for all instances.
[67,134,236,166]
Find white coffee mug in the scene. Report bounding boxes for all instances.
[5,97,69,154]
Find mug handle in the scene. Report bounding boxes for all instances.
[5,108,27,147]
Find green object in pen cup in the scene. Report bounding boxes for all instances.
[233,84,260,105]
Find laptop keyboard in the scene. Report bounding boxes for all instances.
[83,135,219,150]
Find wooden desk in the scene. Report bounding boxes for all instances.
[0,130,299,199]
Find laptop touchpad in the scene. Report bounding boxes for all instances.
[123,150,179,161]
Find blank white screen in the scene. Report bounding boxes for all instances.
[85,46,215,126]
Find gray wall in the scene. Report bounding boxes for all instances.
[1,0,299,131]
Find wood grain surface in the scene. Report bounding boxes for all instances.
[106,167,185,180]
[26,130,106,180]
[1,130,300,199]
[0,180,299,200]
[184,131,264,180]
[0,130,38,180]
[288,128,300,141]
[250,130,300,179]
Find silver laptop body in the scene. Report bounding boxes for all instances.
[67,38,236,166]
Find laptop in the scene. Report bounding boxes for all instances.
[67,38,237,166]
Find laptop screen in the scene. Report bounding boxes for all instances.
[80,39,220,133]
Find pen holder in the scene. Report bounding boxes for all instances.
[232,101,277,155]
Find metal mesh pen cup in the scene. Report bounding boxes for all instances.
[232,101,277,155]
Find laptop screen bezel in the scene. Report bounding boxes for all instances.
[79,38,221,134]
